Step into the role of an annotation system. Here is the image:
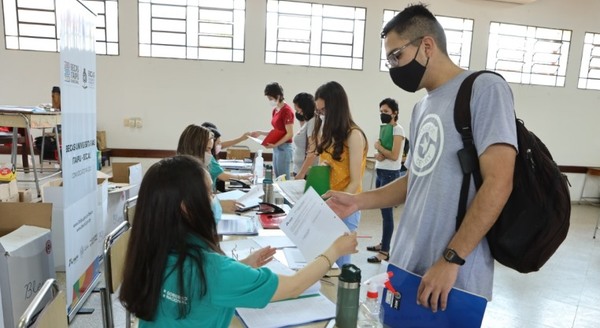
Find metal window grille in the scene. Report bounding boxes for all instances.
[138,0,245,62]
[487,22,571,87]
[265,0,365,70]
[2,0,119,55]
[578,32,600,90]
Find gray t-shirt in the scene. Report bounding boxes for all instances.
[292,117,316,173]
[389,71,518,300]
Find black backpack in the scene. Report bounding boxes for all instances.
[454,70,571,273]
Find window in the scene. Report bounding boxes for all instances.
[265,0,366,70]
[2,0,119,55]
[82,0,119,55]
[380,10,473,71]
[487,22,571,87]
[138,0,246,62]
[578,32,600,90]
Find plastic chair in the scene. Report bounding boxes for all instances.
[123,196,137,225]
[100,220,132,328]
[17,279,68,328]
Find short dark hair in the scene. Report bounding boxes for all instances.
[264,82,284,99]
[292,92,316,120]
[381,3,448,55]
[201,122,217,130]
[379,98,399,114]
[379,98,399,121]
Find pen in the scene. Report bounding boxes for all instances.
[357,235,372,238]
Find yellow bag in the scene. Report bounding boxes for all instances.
[0,163,16,182]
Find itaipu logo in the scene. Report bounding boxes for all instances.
[82,68,88,89]
[411,114,444,177]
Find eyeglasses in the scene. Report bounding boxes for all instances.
[385,36,424,69]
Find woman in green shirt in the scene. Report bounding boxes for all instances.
[119,155,357,327]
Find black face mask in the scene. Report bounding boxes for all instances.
[295,112,305,121]
[388,43,428,93]
[380,113,393,124]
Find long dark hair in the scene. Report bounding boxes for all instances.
[119,155,222,320]
[314,81,366,161]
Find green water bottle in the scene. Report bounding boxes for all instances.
[336,263,361,328]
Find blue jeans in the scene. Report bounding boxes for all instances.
[336,211,361,267]
[272,143,292,180]
[376,168,401,252]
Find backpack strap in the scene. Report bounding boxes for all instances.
[454,70,502,230]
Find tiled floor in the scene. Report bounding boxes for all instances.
[61,203,600,327]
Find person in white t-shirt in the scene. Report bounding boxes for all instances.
[367,98,405,263]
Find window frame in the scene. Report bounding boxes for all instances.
[138,0,246,62]
[486,21,572,87]
[578,32,600,91]
[264,0,366,71]
[2,0,120,55]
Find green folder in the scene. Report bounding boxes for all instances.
[379,124,394,151]
[304,165,330,196]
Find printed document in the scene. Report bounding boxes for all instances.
[279,187,349,260]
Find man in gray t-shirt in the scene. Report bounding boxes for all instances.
[326,4,517,313]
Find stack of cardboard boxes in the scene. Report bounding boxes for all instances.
[0,203,55,328]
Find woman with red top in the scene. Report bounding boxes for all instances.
[250,82,294,180]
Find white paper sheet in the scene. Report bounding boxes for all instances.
[283,247,339,270]
[215,190,245,202]
[279,187,349,260]
[274,179,306,205]
[251,235,296,249]
[248,136,264,145]
[236,294,336,328]
[237,185,264,208]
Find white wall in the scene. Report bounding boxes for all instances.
[0,0,599,167]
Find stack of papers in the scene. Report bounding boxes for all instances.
[216,214,258,236]
[236,294,336,328]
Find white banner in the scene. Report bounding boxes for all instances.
[58,0,100,317]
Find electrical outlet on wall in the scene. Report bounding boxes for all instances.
[135,118,143,128]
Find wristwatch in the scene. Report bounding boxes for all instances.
[443,248,465,266]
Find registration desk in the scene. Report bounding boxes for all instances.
[0,106,61,196]
[220,218,339,328]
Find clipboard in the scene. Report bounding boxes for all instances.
[381,263,487,328]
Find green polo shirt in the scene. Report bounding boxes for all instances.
[139,236,278,328]
[208,156,224,189]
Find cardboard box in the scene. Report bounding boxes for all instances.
[0,180,18,203]
[108,162,142,197]
[18,188,34,203]
[96,131,107,150]
[41,178,108,270]
[0,203,55,328]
